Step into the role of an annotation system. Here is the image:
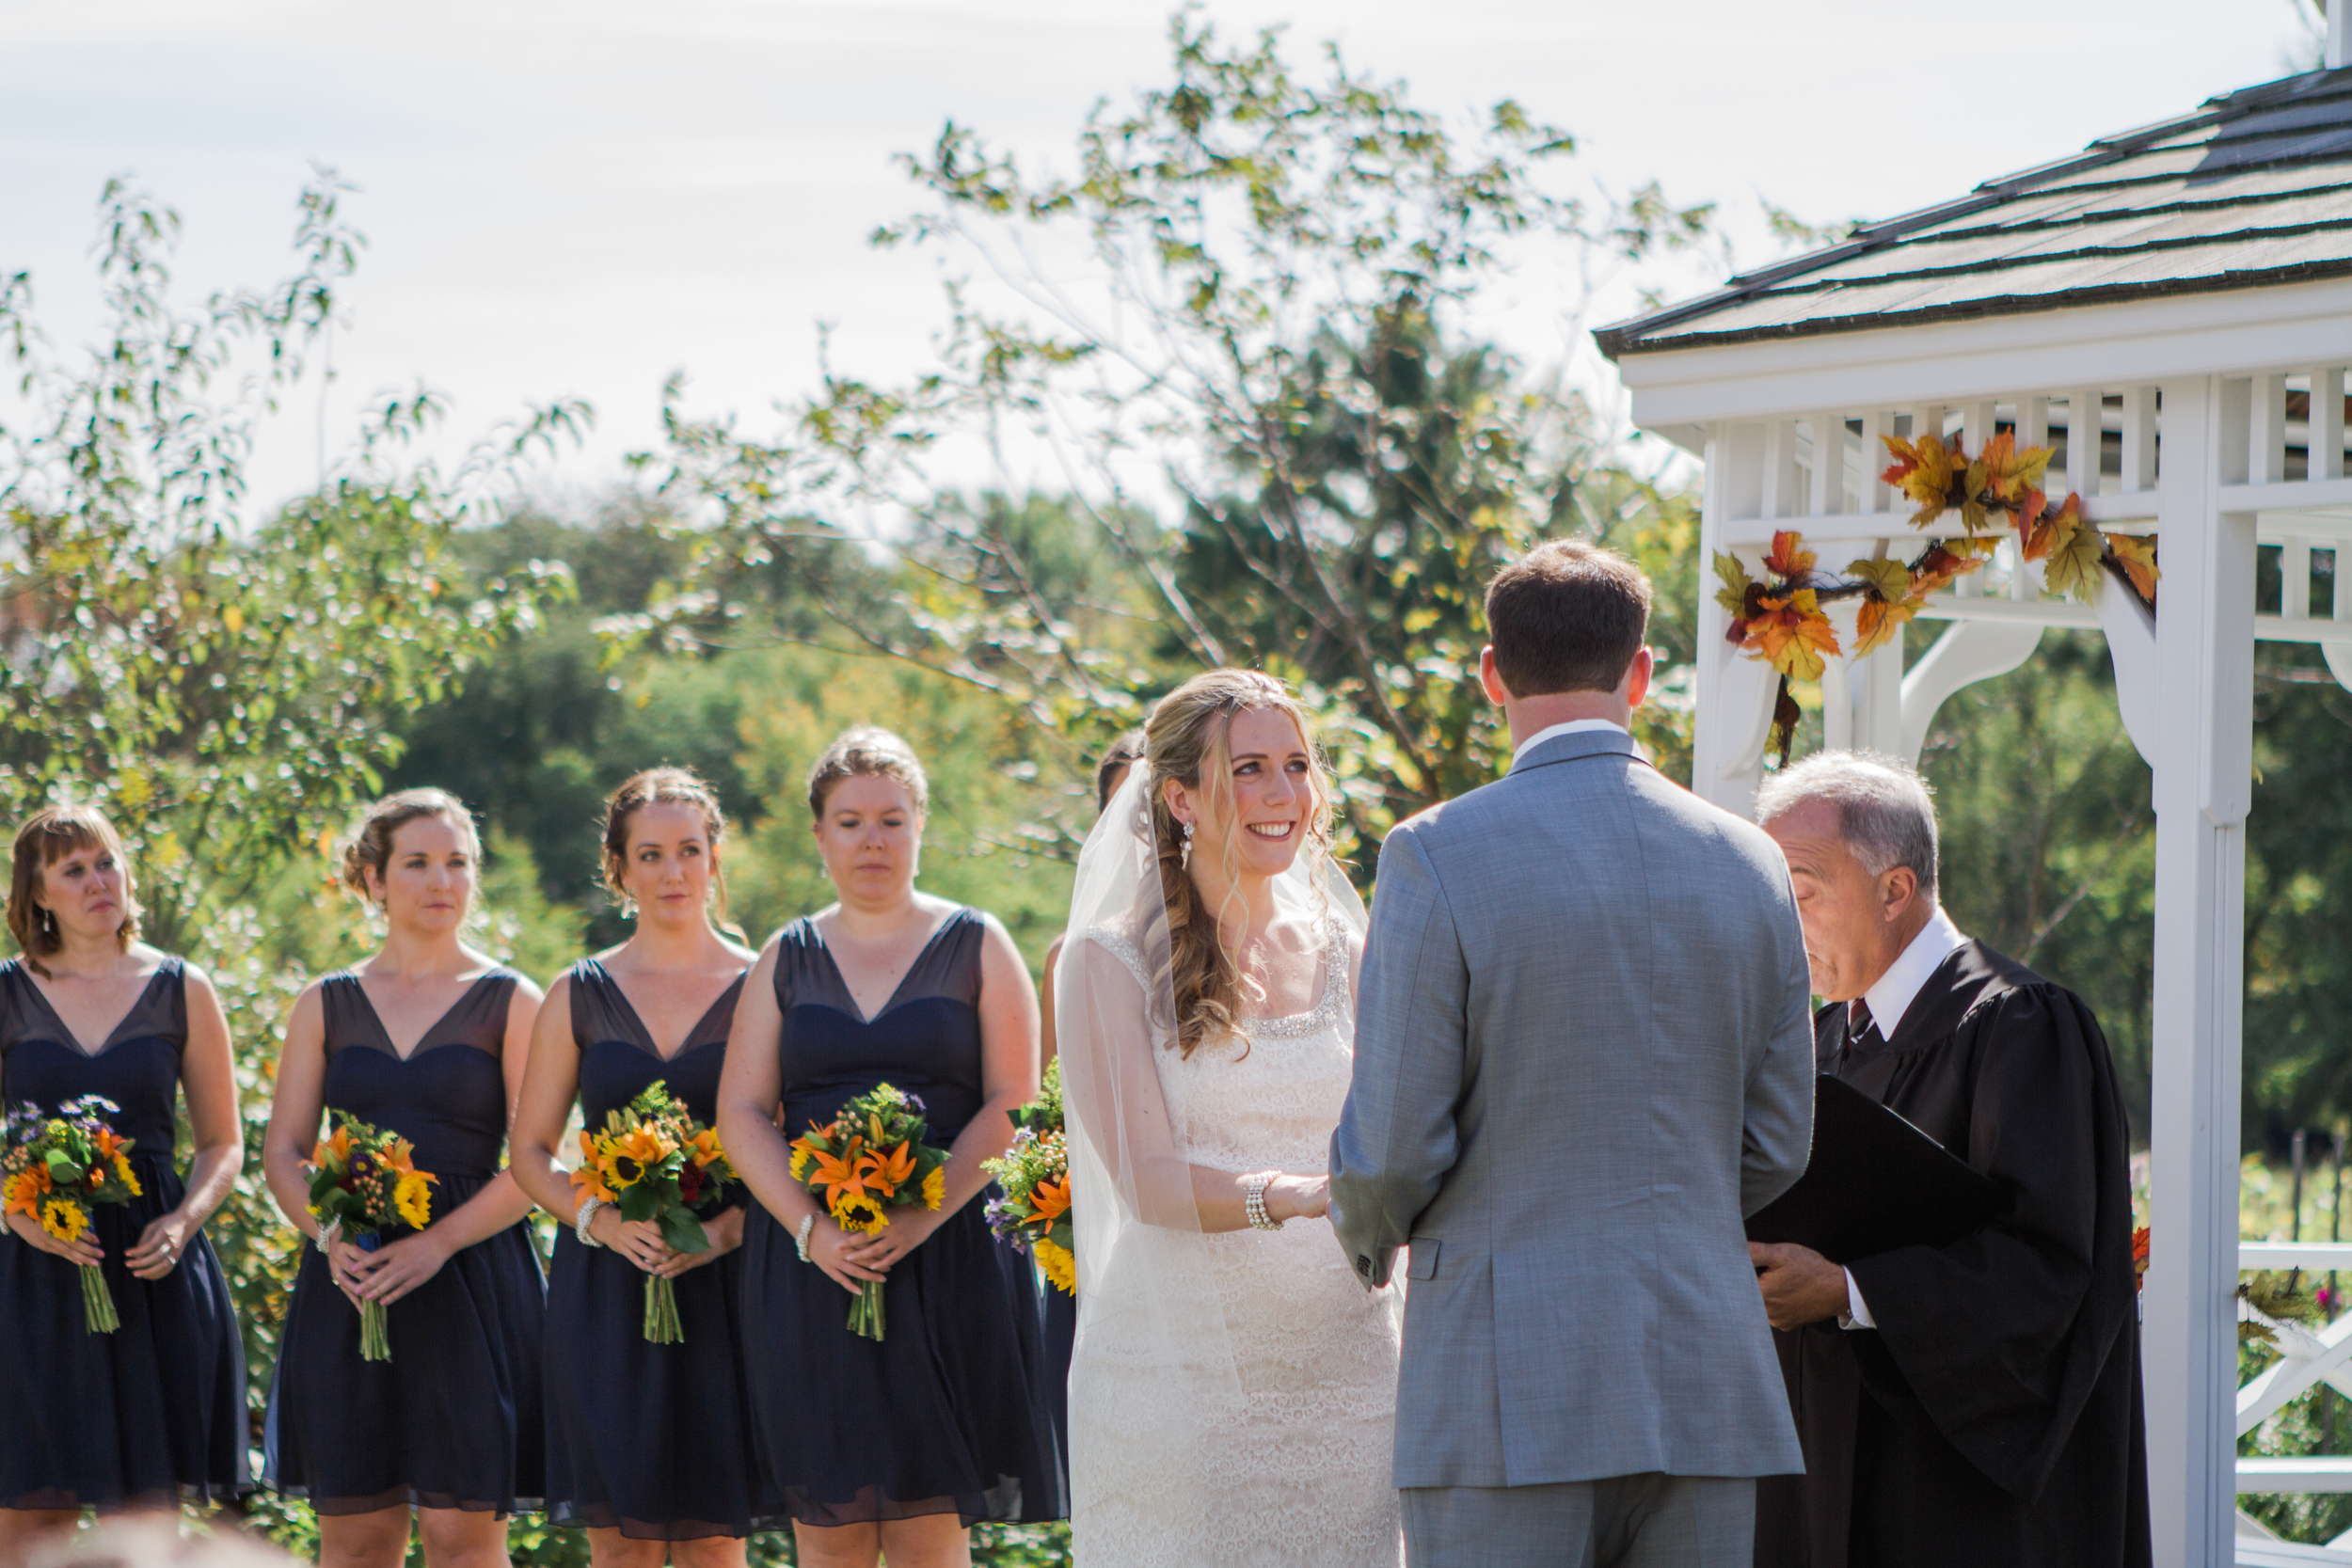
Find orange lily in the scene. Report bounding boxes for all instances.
[686,1129,725,1169]
[807,1148,870,1208]
[1025,1173,1072,1228]
[312,1125,355,1173]
[859,1140,917,1199]
[570,1131,616,1204]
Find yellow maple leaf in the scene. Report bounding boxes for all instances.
[2042,514,2108,605]
[2106,533,2159,602]
[1712,550,1756,620]
[1978,432,2054,505]
[1748,589,1840,683]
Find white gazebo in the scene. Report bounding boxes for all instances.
[1596,29,2352,1568]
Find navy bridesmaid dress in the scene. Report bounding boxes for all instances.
[739,908,1063,1528]
[543,959,780,1540]
[0,958,249,1512]
[263,971,546,1517]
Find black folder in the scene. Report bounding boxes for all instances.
[1744,1075,2005,1263]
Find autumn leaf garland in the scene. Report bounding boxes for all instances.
[1715,431,2158,683]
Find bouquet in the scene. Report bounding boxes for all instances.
[570,1081,736,1343]
[305,1112,437,1361]
[983,1060,1073,1295]
[789,1083,949,1340]
[3,1097,142,1333]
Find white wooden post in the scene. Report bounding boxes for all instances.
[2330,0,2348,71]
[1692,423,1775,816]
[2144,373,2256,1568]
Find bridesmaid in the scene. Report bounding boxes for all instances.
[510,768,773,1562]
[260,789,546,1568]
[0,806,248,1560]
[1033,729,1142,1482]
[719,727,1061,1568]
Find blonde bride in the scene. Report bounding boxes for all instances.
[1058,670,1403,1568]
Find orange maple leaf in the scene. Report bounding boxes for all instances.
[2106,533,2159,602]
[1763,530,1816,581]
[1745,589,1840,683]
[1979,432,2054,505]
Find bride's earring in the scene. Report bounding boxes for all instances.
[1180,821,1194,869]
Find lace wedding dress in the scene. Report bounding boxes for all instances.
[1068,922,1405,1568]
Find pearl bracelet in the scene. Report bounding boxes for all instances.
[795,1212,818,1262]
[575,1196,607,1248]
[313,1217,342,1256]
[1244,1173,1283,1232]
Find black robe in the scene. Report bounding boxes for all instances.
[1754,940,2152,1568]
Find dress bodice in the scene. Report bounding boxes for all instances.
[566,959,744,1128]
[1084,922,1356,1175]
[0,957,187,1155]
[771,909,986,1145]
[319,970,518,1181]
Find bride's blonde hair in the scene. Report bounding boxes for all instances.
[1143,670,1336,1059]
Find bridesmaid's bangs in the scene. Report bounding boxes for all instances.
[6,804,142,967]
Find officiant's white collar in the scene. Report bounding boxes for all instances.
[1860,905,1969,1042]
[1509,718,1627,770]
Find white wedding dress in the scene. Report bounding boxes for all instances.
[1068,921,1405,1568]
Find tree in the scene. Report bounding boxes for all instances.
[622,12,1713,863]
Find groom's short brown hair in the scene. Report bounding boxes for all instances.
[1485,540,1652,697]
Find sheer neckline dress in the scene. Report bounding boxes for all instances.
[262,969,547,1517]
[543,958,784,1540]
[737,909,1064,1528]
[0,958,250,1512]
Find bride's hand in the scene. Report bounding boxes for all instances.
[1267,1174,1329,1223]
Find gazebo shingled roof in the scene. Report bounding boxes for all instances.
[1597,67,2352,356]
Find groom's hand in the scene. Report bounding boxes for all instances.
[1749,1242,1849,1331]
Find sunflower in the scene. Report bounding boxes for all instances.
[601,1126,677,1190]
[1035,1238,1076,1295]
[830,1191,888,1235]
[393,1171,435,1230]
[4,1165,52,1217]
[40,1196,88,1244]
[921,1165,946,1212]
[111,1153,142,1196]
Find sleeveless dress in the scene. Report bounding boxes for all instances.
[1069,923,1404,1568]
[0,958,249,1513]
[263,970,547,1517]
[738,909,1064,1528]
[544,959,781,1540]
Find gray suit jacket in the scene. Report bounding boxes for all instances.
[1329,726,1814,1489]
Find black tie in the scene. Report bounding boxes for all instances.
[1847,1000,1882,1058]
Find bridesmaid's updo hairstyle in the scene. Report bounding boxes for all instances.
[602,767,732,918]
[1143,671,1335,1059]
[338,788,481,904]
[7,805,142,973]
[806,727,929,820]
[1095,729,1147,813]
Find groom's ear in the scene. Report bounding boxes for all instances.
[1621,645,1655,709]
[1477,645,1513,706]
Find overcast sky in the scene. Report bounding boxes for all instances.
[0,0,2321,510]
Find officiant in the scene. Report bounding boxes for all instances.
[1745,751,2150,1568]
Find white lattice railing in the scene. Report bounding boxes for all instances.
[2239,1241,2352,1563]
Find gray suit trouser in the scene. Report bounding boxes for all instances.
[1402,1474,1755,1568]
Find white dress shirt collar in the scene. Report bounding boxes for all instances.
[1509,718,1628,771]
[1857,905,1969,1043]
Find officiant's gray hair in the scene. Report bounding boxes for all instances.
[1755,750,1939,903]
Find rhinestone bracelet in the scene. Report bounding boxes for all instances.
[575,1196,607,1248]
[1244,1173,1283,1232]
[795,1212,818,1262]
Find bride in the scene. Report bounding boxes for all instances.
[1059,670,1403,1567]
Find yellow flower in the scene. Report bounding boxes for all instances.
[1035,1238,1076,1296]
[830,1191,889,1236]
[113,1152,142,1196]
[4,1166,51,1217]
[569,1131,616,1205]
[394,1171,434,1230]
[787,1145,812,1182]
[921,1166,946,1212]
[40,1197,88,1244]
[600,1126,676,1191]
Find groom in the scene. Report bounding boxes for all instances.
[1330,540,1818,1566]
